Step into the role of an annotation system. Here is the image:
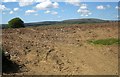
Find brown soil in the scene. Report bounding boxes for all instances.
[1,22,119,75]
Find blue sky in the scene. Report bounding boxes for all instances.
[0,1,120,24]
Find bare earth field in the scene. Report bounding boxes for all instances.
[1,22,119,75]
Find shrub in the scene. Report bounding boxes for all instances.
[8,17,25,28]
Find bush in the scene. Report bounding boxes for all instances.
[8,17,25,28]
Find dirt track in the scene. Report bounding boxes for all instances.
[1,22,119,75]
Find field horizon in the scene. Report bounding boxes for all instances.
[1,18,118,29]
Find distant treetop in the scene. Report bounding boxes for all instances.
[8,17,25,28]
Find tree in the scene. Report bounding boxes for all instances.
[8,17,25,28]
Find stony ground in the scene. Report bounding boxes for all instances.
[1,22,119,75]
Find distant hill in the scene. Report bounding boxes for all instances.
[63,18,110,24]
[25,21,60,27]
[1,18,117,29]
[24,18,112,27]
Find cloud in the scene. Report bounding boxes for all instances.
[96,5,111,10]
[0,4,7,11]
[35,0,47,2]
[115,6,120,10]
[35,0,59,10]
[2,12,6,14]
[18,0,34,7]
[58,16,61,18]
[13,8,19,11]
[3,0,17,2]
[34,14,39,16]
[53,2,59,8]
[51,11,58,15]
[116,15,119,18]
[77,9,92,16]
[44,10,58,15]
[36,0,53,10]
[80,4,87,9]
[44,10,50,14]
[25,10,36,14]
[77,4,92,16]
[2,0,48,2]
[9,11,13,14]
[106,5,111,8]
[65,0,80,6]
[96,5,106,10]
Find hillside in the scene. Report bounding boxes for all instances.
[1,22,118,75]
[23,18,111,27]
[62,18,110,24]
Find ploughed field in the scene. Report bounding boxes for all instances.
[1,22,119,75]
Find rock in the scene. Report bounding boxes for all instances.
[4,51,10,60]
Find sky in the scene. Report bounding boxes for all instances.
[0,0,120,24]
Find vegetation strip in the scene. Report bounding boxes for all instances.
[88,38,120,45]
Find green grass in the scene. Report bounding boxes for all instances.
[88,38,120,45]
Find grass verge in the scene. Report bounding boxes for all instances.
[87,38,120,45]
